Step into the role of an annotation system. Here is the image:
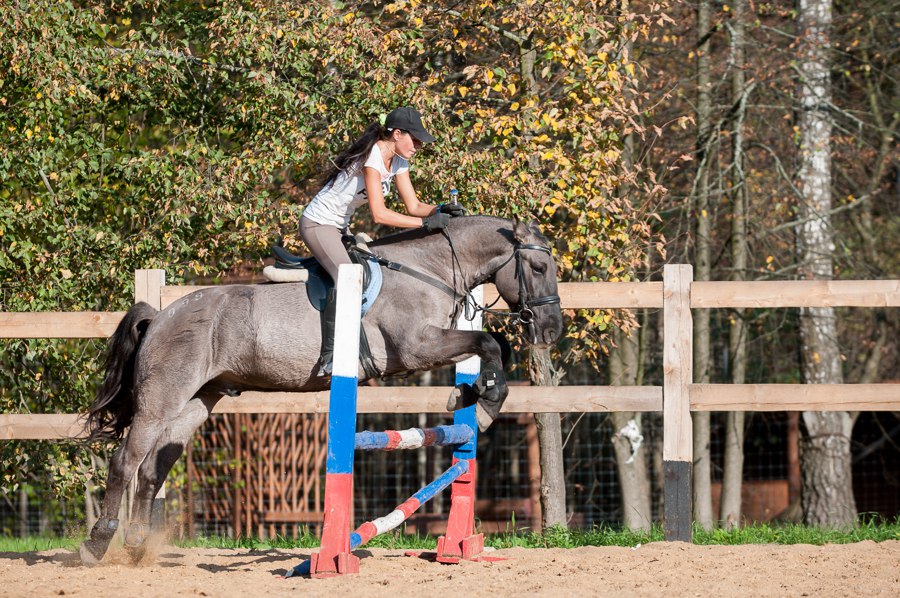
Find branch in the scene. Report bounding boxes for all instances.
[440,8,527,45]
[753,194,874,240]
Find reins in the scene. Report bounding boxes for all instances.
[439,229,561,331]
[351,227,561,337]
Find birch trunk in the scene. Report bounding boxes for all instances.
[796,0,857,528]
[721,0,748,530]
[692,0,714,531]
[609,326,652,530]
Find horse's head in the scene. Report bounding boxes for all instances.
[492,219,564,347]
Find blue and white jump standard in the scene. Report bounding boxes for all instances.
[309,264,365,577]
[299,266,489,578]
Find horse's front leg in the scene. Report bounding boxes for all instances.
[432,329,510,432]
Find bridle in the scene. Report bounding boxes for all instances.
[351,233,560,338]
[473,243,561,343]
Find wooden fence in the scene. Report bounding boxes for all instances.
[2,266,898,541]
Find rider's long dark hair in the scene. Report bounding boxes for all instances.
[320,120,393,188]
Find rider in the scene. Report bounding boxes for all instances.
[300,106,464,373]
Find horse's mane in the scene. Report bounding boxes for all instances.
[368,215,514,249]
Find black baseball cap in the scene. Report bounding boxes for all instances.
[384,107,436,144]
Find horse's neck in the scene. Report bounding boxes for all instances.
[376,221,512,292]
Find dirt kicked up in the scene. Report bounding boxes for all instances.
[1,541,898,597]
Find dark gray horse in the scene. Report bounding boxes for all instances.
[79,215,563,566]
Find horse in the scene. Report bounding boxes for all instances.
[79,215,563,566]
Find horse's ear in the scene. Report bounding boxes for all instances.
[513,217,543,242]
[513,218,530,243]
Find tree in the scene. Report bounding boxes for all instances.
[720,0,750,529]
[795,0,856,528]
[691,0,715,531]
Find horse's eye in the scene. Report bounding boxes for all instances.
[532,264,546,274]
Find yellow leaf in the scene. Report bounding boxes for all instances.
[766,255,774,264]
[511,102,520,111]
[458,39,468,49]
[458,86,468,98]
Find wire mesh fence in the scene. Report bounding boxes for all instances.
[2,408,898,539]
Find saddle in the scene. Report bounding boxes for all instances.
[264,235,380,314]
[263,235,382,379]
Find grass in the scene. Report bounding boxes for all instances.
[173,517,900,550]
[0,536,80,552]
[2,519,898,554]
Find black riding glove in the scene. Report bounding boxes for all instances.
[422,213,450,231]
[437,203,467,217]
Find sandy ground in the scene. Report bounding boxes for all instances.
[1,541,898,597]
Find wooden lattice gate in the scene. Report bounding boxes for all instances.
[185,413,327,538]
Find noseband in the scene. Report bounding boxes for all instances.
[475,243,561,342]
[511,244,561,326]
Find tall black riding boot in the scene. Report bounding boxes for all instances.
[317,288,337,376]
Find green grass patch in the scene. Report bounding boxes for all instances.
[3,518,898,554]
[0,536,80,552]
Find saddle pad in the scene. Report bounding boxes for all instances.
[305,256,382,317]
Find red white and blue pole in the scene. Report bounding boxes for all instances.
[350,460,469,549]
[355,424,474,451]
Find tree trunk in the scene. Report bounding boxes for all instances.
[796,0,857,528]
[720,0,749,530]
[529,347,567,529]
[609,326,652,531]
[692,0,714,531]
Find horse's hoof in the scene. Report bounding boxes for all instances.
[124,522,147,548]
[80,541,104,567]
[446,384,477,411]
[475,404,494,432]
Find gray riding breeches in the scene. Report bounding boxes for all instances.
[299,216,351,283]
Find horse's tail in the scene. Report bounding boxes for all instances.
[83,302,158,443]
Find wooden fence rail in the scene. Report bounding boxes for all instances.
[2,266,899,541]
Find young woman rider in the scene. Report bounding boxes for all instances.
[300,106,463,373]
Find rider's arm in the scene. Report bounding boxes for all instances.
[364,167,431,228]
[394,171,437,218]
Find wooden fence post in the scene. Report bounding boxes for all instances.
[663,264,693,542]
[134,269,166,528]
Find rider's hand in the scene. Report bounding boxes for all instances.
[437,203,467,217]
[422,213,451,232]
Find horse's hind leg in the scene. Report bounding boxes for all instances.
[80,414,166,566]
[123,396,216,563]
